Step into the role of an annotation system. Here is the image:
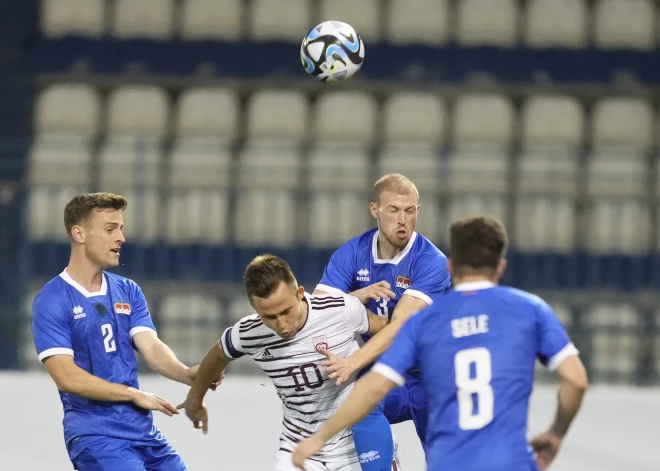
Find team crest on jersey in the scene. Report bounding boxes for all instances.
[395,274,411,289]
[312,335,329,353]
[114,301,131,315]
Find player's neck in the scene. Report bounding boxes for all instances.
[376,234,402,260]
[452,274,498,286]
[66,252,105,293]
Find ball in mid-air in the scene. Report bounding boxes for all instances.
[300,21,365,84]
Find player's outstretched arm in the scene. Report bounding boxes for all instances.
[177,340,232,434]
[343,294,428,377]
[292,371,396,470]
[531,355,589,470]
[43,355,179,415]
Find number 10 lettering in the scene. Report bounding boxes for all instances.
[287,363,324,392]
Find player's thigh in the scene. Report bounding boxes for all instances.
[406,378,429,445]
[273,450,326,471]
[351,405,395,471]
[382,386,412,425]
[72,438,146,471]
[141,442,188,471]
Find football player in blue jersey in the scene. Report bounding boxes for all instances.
[31,193,220,471]
[294,214,588,471]
[313,174,451,470]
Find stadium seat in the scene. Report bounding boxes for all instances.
[28,136,92,186]
[444,150,509,194]
[180,0,243,40]
[514,196,576,252]
[521,95,585,149]
[248,0,311,41]
[518,151,579,196]
[585,303,641,381]
[28,185,90,241]
[309,193,372,247]
[169,141,233,189]
[112,0,175,39]
[386,0,450,45]
[159,293,224,366]
[378,144,443,194]
[174,88,238,141]
[106,86,170,139]
[246,90,308,142]
[314,92,377,145]
[594,0,655,50]
[41,0,106,38]
[308,144,371,191]
[228,296,255,323]
[447,195,507,231]
[585,156,647,198]
[591,97,654,151]
[35,84,101,139]
[585,199,651,254]
[118,188,161,243]
[524,0,588,49]
[165,189,229,243]
[453,94,515,147]
[549,301,573,327]
[237,144,301,190]
[318,0,380,41]
[98,136,162,192]
[456,0,519,47]
[234,190,297,247]
[382,92,446,146]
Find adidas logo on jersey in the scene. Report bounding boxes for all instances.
[260,349,274,360]
[356,268,370,282]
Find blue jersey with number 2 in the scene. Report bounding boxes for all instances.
[374,282,579,471]
[316,228,450,344]
[31,270,165,460]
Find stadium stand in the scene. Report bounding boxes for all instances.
[0,0,658,385]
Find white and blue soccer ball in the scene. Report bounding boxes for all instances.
[300,21,365,84]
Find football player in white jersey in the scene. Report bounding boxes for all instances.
[179,254,388,471]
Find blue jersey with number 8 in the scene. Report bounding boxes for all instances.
[373,282,579,471]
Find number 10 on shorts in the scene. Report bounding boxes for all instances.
[454,347,494,431]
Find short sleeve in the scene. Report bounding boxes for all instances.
[316,241,357,295]
[32,293,74,362]
[128,281,157,338]
[220,317,252,360]
[372,311,424,386]
[536,301,579,371]
[403,252,451,306]
[344,294,369,335]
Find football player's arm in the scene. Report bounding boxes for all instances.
[177,329,238,434]
[293,317,420,468]
[343,255,449,372]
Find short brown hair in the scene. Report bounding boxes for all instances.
[449,215,508,276]
[372,173,419,203]
[244,254,298,300]
[64,192,128,238]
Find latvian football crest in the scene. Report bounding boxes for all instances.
[312,335,329,353]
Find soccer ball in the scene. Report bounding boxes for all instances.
[300,21,365,84]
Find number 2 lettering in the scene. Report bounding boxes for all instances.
[101,323,116,353]
[454,347,494,430]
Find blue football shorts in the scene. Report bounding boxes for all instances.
[71,436,187,471]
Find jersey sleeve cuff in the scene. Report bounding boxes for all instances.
[221,327,244,360]
[372,362,406,387]
[315,284,346,296]
[402,289,433,306]
[547,343,580,371]
[129,326,157,338]
[38,347,74,362]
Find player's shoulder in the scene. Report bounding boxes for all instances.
[104,271,140,291]
[308,292,350,310]
[412,232,447,259]
[233,313,272,337]
[340,228,378,253]
[33,275,68,308]
[493,286,552,316]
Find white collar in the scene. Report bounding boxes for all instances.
[371,230,417,265]
[453,281,496,292]
[59,269,108,297]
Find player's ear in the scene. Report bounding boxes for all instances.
[296,285,305,299]
[496,258,507,279]
[369,201,378,219]
[70,225,85,244]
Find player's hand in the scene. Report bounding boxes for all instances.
[176,397,209,435]
[320,349,354,385]
[292,435,326,470]
[350,281,395,305]
[131,389,179,417]
[530,431,562,470]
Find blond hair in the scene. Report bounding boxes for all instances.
[372,173,419,203]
